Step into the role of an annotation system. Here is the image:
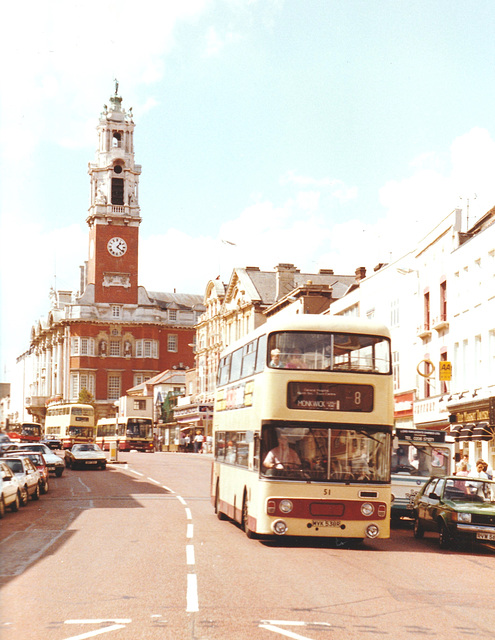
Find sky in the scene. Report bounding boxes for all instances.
[1,0,495,381]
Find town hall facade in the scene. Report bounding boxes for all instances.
[12,85,204,423]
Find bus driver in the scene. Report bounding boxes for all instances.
[263,433,301,472]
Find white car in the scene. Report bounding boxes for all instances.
[2,456,41,505]
[0,461,23,516]
[16,443,65,477]
[65,443,107,470]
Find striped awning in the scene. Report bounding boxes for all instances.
[472,423,494,442]
[458,424,475,442]
[450,424,462,442]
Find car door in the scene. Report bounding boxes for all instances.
[418,479,439,531]
[427,478,446,532]
[1,464,17,504]
[23,459,39,493]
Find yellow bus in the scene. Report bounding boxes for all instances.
[211,315,394,543]
[44,402,96,449]
[96,417,154,452]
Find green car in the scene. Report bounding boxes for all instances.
[412,475,495,549]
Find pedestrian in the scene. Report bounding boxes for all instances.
[193,431,205,453]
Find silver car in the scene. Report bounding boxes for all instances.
[15,443,65,477]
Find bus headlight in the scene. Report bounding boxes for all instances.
[279,499,293,514]
[365,524,380,538]
[272,520,288,535]
[361,502,374,517]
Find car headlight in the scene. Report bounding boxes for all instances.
[456,512,471,523]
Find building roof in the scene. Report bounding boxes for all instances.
[148,291,205,311]
[227,265,357,307]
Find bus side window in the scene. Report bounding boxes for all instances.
[241,341,256,378]
[230,348,243,382]
[255,334,267,373]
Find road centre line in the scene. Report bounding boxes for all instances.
[162,484,175,493]
[185,507,192,519]
[128,469,144,477]
[186,544,195,565]
[186,523,194,538]
[186,574,199,612]
[177,495,186,505]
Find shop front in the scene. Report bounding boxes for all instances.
[448,396,495,471]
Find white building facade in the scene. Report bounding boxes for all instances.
[328,206,495,472]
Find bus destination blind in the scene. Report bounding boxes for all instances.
[287,382,374,412]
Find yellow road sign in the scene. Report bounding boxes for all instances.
[439,361,452,381]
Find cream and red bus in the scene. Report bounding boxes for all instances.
[212,315,394,543]
[44,402,96,449]
[95,417,154,452]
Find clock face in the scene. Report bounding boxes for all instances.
[107,237,127,257]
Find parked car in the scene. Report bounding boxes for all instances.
[0,461,22,516]
[15,443,65,477]
[5,451,49,494]
[2,456,41,505]
[413,475,495,549]
[65,443,107,470]
[41,436,62,450]
[0,433,18,456]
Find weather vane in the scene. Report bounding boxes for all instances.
[114,78,119,95]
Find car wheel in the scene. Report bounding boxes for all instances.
[20,486,29,507]
[10,492,20,512]
[439,522,451,549]
[413,517,424,539]
[0,496,5,519]
[41,480,48,495]
[32,484,40,501]
[56,468,64,477]
[100,463,106,470]
[242,494,256,538]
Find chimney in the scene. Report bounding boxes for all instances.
[355,267,366,281]
[275,263,297,300]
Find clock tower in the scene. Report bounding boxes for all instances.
[86,81,141,304]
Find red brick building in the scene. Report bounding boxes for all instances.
[16,85,204,423]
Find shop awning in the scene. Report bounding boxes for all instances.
[472,423,494,442]
[177,417,201,424]
[458,424,474,442]
[449,424,462,442]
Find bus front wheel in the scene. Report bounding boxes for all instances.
[242,494,256,539]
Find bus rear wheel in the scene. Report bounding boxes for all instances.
[215,483,227,521]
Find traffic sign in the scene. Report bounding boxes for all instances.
[439,361,452,381]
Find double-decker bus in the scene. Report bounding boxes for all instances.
[44,402,96,449]
[212,315,394,542]
[95,417,154,452]
[391,427,455,519]
[7,422,42,443]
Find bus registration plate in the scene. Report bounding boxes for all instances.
[312,520,341,527]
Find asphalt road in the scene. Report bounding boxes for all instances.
[1,452,495,640]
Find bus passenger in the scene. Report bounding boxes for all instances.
[269,348,282,367]
[263,433,301,471]
[286,349,304,369]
